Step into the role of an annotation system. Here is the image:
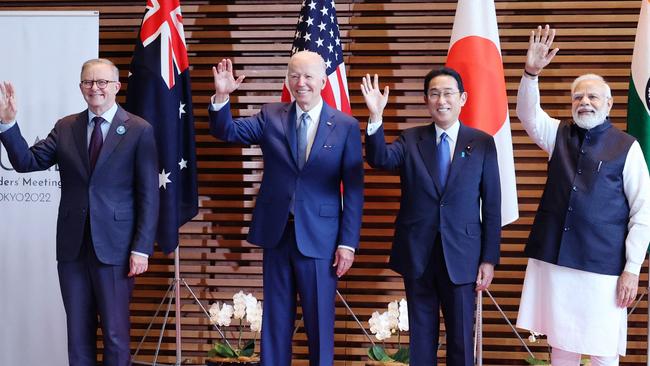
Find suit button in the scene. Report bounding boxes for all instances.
[568,207,573,212]
[564,227,571,231]
[572,186,577,192]
[580,149,585,154]
[577,169,583,175]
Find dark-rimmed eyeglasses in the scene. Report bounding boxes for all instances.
[80,79,118,89]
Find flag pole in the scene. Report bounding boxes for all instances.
[174,246,182,364]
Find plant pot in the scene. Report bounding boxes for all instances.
[206,356,261,366]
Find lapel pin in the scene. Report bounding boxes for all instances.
[463,145,472,157]
[116,125,126,135]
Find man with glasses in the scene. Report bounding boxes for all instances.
[515,25,650,366]
[0,58,159,366]
[361,67,501,365]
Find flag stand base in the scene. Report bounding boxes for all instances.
[131,247,230,366]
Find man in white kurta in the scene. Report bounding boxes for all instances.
[515,25,650,366]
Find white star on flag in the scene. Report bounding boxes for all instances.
[179,102,186,119]
[316,37,324,47]
[308,1,316,10]
[318,22,327,31]
[320,6,328,16]
[159,169,171,189]
[178,158,187,170]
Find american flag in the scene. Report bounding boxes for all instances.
[281,0,351,114]
[126,0,198,253]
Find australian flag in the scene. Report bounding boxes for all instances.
[126,0,198,254]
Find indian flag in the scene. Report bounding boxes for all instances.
[446,0,519,225]
[627,0,650,167]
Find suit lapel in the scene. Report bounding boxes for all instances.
[416,123,443,195]
[71,111,91,175]
[282,103,299,167]
[445,123,472,189]
[94,106,128,172]
[304,103,336,169]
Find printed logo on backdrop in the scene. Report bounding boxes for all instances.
[0,138,61,204]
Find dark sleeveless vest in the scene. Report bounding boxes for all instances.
[525,119,635,275]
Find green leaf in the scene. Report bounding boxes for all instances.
[392,347,409,363]
[239,339,256,357]
[367,345,394,362]
[212,342,238,358]
[207,348,218,357]
[525,356,550,365]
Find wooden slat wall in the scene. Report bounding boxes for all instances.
[2,1,648,364]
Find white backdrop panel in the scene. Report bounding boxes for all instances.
[0,11,98,366]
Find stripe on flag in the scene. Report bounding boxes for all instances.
[627,0,650,167]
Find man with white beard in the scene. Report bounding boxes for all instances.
[516,25,650,366]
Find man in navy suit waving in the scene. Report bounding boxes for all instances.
[208,51,364,366]
[362,68,501,366]
[0,58,159,366]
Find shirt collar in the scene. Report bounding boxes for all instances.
[88,103,118,126]
[295,99,324,124]
[434,120,460,143]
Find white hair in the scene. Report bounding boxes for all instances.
[287,50,327,78]
[571,73,612,98]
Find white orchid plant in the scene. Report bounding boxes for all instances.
[367,298,409,364]
[207,291,263,360]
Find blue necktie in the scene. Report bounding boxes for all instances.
[88,116,104,172]
[438,132,450,188]
[297,112,309,169]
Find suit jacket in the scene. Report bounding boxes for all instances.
[209,101,364,259]
[366,123,501,284]
[0,106,159,265]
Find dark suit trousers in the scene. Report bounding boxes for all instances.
[403,236,475,366]
[260,220,337,366]
[57,228,134,366]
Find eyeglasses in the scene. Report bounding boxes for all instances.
[427,89,460,100]
[80,79,118,89]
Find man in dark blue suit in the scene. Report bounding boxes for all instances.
[361,68,501,366]
[208,51,364,366]
[0,59,159,366]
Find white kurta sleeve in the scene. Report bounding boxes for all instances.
[516,75,561,157]
[622,141,650,275]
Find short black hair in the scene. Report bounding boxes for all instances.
[423,67,464,95]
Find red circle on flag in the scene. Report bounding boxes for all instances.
[446,36,507,135]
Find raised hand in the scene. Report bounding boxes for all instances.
[360,73,389,122]
[0,81,18,123]
[525,25,559,76]
[212,59,245,103]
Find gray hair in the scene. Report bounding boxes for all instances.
[80,58,120,81]
[571,73,612,98]
[288,50,327,78]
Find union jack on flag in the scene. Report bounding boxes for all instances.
[126,0,198,253]
[281,0,351,114]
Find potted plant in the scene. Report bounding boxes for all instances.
[366,298,409,365]
[206,291,262,366]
